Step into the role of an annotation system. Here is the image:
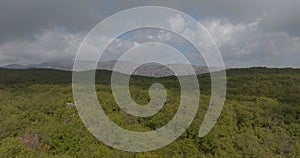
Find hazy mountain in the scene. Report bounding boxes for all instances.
[3,64,27,69]
[1,60,219,77]
[27,60,74,70]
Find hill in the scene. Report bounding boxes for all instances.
[1,60,214,77]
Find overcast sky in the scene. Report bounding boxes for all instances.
[0,0,299,67]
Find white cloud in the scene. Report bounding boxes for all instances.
[0,28,84,66]
[1,16,299,68]
[112,17,300,67]
[198,18,300,67]
[157,30,172,42]
[0,28,140,66]
[167,14,185,32]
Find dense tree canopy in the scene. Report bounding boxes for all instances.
[0,67,299,157]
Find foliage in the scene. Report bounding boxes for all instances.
[0,67,299,157]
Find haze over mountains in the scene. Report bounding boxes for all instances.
[1,60,218,77]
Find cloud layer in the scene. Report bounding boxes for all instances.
[201,18,300,67]
[0,0,299,67]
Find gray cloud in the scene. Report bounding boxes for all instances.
[0,0,102,42]
[0,28,84,66]
[1,0,300,42]
[200,18,300,67]
[0,0,299,67]
[117,0,300,34]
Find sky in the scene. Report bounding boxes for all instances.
[0,0,299,68]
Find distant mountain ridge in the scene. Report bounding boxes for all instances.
[2,64,26,69]
[2,60,219,77]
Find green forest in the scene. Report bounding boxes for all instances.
[0,67,299,157]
